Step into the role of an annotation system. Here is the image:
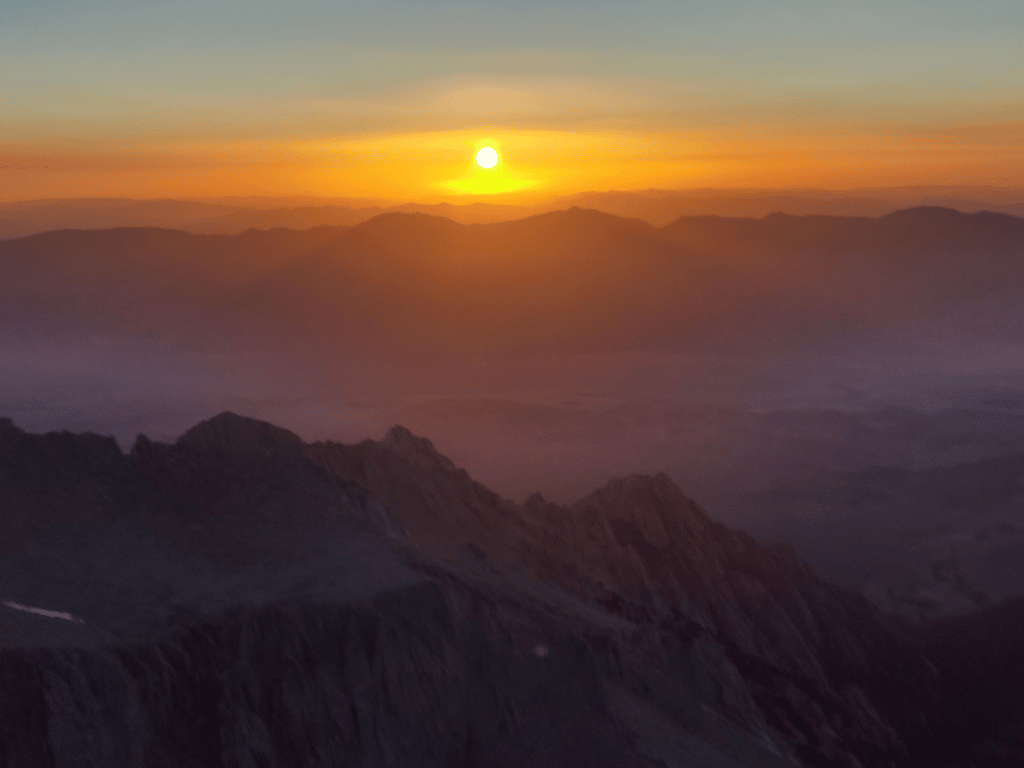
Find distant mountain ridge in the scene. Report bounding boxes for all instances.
[269,206,1024,358]
[5,187,1024,239]
[4,205,1021,355]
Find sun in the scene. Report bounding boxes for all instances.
[476,146,499,169]
[440,137,538,194]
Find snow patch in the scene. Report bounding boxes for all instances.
[2,600,85,624]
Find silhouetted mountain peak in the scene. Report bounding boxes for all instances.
[528,205,651,230]
[0,418,127,478]
[380,424,459,472]
[175,411,305,455]
[354,210,463,235]
[567,472,717,551]
[0,418,141,556]
[523,491,548,509]
[575,471,688,510]
[881,205,964,222]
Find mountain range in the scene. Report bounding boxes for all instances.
[5,187,1024,240]
[4,205,1024,358]
[8,412,1021,767]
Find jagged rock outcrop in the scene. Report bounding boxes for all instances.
[308,430,939,767]
[0,413,957,766]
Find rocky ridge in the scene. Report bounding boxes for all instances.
[308,423,939,766]
[0,412,968,767]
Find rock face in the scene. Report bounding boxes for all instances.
[0,412,966,766]
[308,428,940,767]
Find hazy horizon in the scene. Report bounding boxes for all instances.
[6,185,1024,243]
[5,183,1024,208]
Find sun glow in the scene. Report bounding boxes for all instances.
[476,146,499,168]
[439,137,540,196]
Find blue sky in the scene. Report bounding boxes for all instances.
[5,0,1022,126]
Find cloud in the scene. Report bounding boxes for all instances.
[300,75,660,127]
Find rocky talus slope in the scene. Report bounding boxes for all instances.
[0,412,1000,767]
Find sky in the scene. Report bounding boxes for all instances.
[2,0,1023,201]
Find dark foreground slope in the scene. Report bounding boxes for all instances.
[0,412,1006,767]
[913,596,1024,767]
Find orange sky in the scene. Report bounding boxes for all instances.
[4,121,1023,203]
[3,0,1023,202]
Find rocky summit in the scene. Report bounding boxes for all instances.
[1,412,1019,766]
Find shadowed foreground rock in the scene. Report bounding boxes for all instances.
[0,412,1007,767]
